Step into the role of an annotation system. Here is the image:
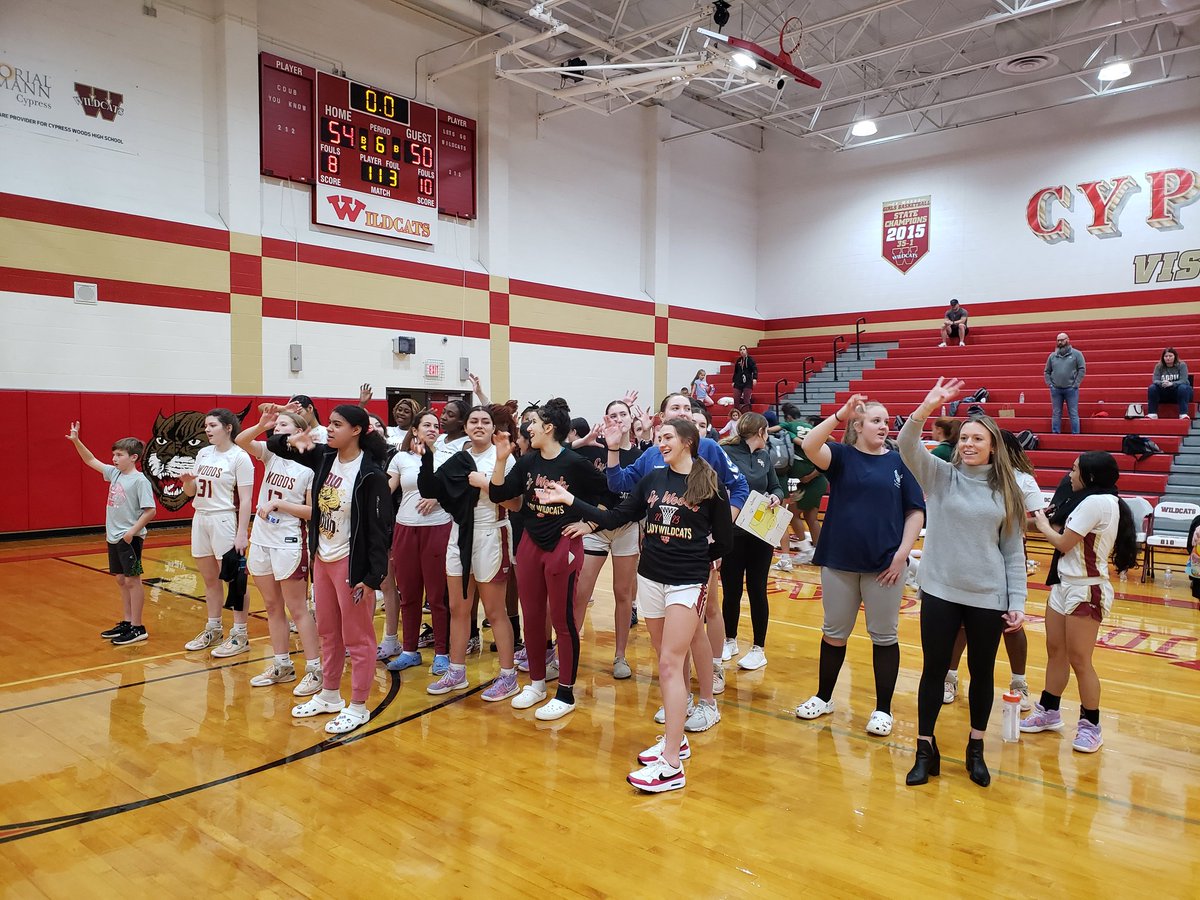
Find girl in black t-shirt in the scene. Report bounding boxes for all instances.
[487,399,609,722]
[538,418,733,794]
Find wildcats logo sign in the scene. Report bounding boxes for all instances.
[314,184,437,246]
[882,195,930,274]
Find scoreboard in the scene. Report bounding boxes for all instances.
[259,53,477,247]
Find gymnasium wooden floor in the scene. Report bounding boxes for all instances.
[1,527,1198,897]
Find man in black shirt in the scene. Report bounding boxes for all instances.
[939,299,969,348]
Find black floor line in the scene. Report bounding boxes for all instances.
[0,672,489,844]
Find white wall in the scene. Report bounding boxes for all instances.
[756,78,1200,319]
[508,343,655,423]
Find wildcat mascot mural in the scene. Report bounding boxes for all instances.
[145,405,251,511]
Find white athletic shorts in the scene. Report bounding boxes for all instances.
[192,511,236,559]
[1048,579,1113,622]
[446,521,513,583]
[247,542,308,581]
[583,520,640,558]
[636,575,708,620]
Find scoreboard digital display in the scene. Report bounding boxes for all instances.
[259,54,477,247]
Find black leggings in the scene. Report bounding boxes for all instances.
[917,591,1005,735]
[721,530,774,647]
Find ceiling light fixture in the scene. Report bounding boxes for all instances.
[696,27,822,88]
[851,118,878,137]
[1098,56,1131,82]
[731,51,757,70]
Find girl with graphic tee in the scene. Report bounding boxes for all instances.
[268,404,393,735]
[417,405,522,701]
[537,417,733,793]
[182,409,255,658]
[385,409,454,676]
[691,369,717,408]
[1021,451,1138,754]
[235,407,321,698]
[796,396,925,739]
[486,399,610,721]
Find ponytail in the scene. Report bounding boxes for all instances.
[682,456,721,508]
[1111,498,1140,574]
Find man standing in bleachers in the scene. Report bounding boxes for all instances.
[1045,332,1086,434]
[938,299,969,347]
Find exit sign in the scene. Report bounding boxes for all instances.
[424,359,444,379]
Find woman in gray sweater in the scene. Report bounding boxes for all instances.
[898,378,1028,788]
[1147,347,1192,419]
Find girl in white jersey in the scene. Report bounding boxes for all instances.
[417,405,521,701]
[182,408,255,657]
[1021,451,1139,753]
[235,407,322,696]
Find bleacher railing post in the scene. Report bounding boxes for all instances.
[833,336,846,381]
[801,355,815,403]
[855,317,867,361]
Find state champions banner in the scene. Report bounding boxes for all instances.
[882,196,930,274]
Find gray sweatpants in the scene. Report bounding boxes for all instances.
[819,567,902,646]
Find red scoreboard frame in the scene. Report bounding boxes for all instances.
[259,53,477,231]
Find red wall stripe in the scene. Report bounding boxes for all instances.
[230,252,263,296]
[508,278,656,317]
[668,305,762,331]
[509,326,655,356]
[0,266,231,313]
[262,296,490,338]
[0,192,229,251]
[490,291,510,326]
[261,237,490,290]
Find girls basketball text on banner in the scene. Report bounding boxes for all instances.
[882,195,931,274]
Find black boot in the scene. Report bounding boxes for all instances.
[966,737,991,787]
[905,737,940,786]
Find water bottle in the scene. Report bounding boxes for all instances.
[266,513,281,525]
[940,405,947,416]
[1019,392,1025,404]
[1002,690,1021,742]
[1164,567,1173,588]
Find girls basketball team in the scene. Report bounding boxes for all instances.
[68,376,1139,792]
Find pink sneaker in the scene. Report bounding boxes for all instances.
[426,666,469,696]
[1020,703,1063,733]
[1072,720,1104,753]
[481,671,519,702]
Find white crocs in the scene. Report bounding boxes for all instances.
[291,695,345,718]
[325,706,370,734]
[511,685,547,710]
[865,710,894,736]
[534,697,576,721]
[795,695,835,720]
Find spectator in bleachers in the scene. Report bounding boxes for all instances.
[1044,332,1086,435]
[1146,347,1192,420]
[930,417,961,461]
[732,345,758,412]
[691,369,717,408]
[938,299,969,348]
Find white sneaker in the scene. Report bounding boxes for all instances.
[655,693,695,725]
[943,673,958,704]
[210,632,249,658]
[773,556,794,572]
[937,342,947,348]
[184,627,222,651]
[738,646,767,671]
[293,666,322,697]
[637,735,691,765]
[793,549,815,566]
[534,697,576,721]
[1011,680,1032,711]
[1146,413,1159,419]
[511,684,547,709]
[291,695,344,718]
[684,699,720,733]
[249,661,296,687]
[795,695,834,719]
[1181,413,1191,420]
[546,661,560,682]
[721,638,738,662]
[627,757,686,793]
[865,710,893,736]
[712,663,726,695]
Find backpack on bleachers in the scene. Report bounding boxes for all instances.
[767,431,795,474]
[1121,434,1162,462]
[1016,430,1039,451]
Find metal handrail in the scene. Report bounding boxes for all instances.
[774,378,788,418]
[855,316,867,361]
[801,355,815,403]
[832,335,846,380]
